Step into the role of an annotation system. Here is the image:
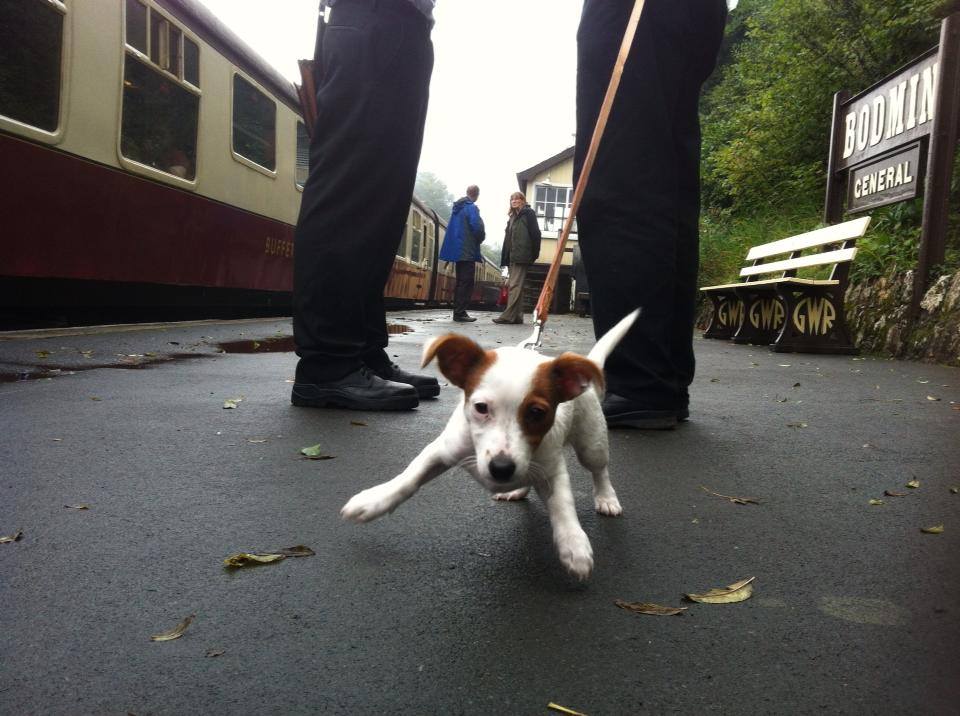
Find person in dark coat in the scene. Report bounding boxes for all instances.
[494,191,541,325]
[290,0,439,411]
[575,0,727,428]
[439,185,485,322]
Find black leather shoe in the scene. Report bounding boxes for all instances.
[492,318,522,324]
[453,313,477,322]
[370,362,440,399]
[602,392,679,429]
[291,365,419,410]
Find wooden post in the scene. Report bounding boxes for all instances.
[823,89,850,225]
[913,13,960,314]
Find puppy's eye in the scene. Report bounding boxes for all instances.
[474,402,489,415]
[527,405,547,421]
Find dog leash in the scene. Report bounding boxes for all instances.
[522,0,646,351]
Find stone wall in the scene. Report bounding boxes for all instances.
[845,269,960,366]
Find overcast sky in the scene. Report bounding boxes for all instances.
[196,0,582,237]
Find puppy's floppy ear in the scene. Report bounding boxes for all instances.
[550,352,604,402]
[422,334,491,390]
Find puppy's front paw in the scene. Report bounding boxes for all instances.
[340,484,401,523]
[594,492,622,516]
[493,487,530,502]
[556,530,594,581]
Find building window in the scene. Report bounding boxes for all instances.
[295,121,309,189]
[232,74,276,171]
[0,0,65,132]
[410,211,423,263]
[534,184,577,234]
[121,2,199,180]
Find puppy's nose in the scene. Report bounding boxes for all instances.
[488,454,516,482]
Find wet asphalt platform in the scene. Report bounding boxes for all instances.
[1,309,958,715]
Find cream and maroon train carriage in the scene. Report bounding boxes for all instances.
[0,0,492,320]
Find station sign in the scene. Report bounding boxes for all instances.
[847,142,922,213]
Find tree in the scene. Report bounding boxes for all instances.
[414,171,455,223]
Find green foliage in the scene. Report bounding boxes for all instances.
[700,0,960,283]
[414,171,455,223]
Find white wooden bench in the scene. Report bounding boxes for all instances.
[700,216,871,353]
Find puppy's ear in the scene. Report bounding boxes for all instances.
[422,334,492,390]
[551,352,604,402]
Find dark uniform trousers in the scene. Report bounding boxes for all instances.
[293,0,433,380]
[575,0,726,409]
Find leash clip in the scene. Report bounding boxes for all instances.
[521,311,544,351]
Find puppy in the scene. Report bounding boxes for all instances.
[340,310,639,580]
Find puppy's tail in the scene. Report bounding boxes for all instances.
[586,308,641,368]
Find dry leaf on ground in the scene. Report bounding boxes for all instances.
[547,703,588,716]
[205,649,225,658]
[684,576,755,604]
[920,524,944,534]
[868,499,884,506]
[150,614,195,642]
[301,444,335,460]
[700,485,759,505]
[224,545,315,568]
[0,528,23,544]
[350,420,367,427]
[615,600,687,616]
[64,504,90,510]
[926,396,941,401]
[950,487,959,494]
[907,479,920,488]
[223,397,243,409]
[884,490,908,497]
[787,422,808,428]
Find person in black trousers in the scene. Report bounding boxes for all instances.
[575,0,727,428]
[291,0,439,411]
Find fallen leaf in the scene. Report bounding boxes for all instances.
[223,552,285,568]
[709,378,720,383]
[223,397,243,409]
[786,422,807,428]
[205,649,225,658]
[918,380,929,384]
[36,350,50,359]
[926,396,941,401]
[778,364,792,367]
[301,444,335,460]
[920,524,944,534]
[615,599,687,616]
[0,528,24,544]
[64,504,90,510]
[883,491,908,497]
[547,703,588,716]
[868,499,884,506]
[700,485,759,505]
[223,544,315,568]
[350,420,367,427]
[907,479,920,489]
[950,487,959,494]
[247,439,268,444]
[150,614,195,642]
[90,397,102,402]
[792,382,801,388]
[684,576,755,604]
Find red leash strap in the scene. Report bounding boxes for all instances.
[526,0,646,348]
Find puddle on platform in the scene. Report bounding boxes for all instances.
[218,336,295,354]
[0,353,209,383]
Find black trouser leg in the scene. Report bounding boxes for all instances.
[293,0,433,379]
[574,0,725,408]
[453,261,474,316]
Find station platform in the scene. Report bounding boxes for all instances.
[1,309,958,714]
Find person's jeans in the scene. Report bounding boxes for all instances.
[453,261,475,316]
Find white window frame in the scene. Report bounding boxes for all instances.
[534,182,577,237]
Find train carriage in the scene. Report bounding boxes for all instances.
[0,0,493,322]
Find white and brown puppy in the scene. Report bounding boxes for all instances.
[340,310,639,580]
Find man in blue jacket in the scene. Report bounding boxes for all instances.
[439,185,485,322]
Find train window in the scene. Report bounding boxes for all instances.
[0,0,65,132]
[424,222,434,268]
[410,212,423,263]
[295,121,309,189]
[125,0,148,54]
[183,37,199,87]
[121,55,199,180]
[232,74,276,172]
